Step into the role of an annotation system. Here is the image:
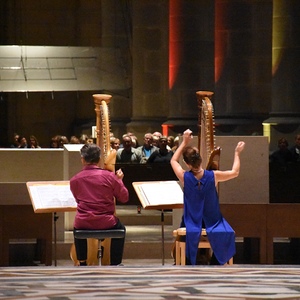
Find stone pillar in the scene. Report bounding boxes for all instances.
[263,0,300,149]
[127,1,169,138]
[100,0,133,138]
[164,0,215,136]
[214,0,272,136]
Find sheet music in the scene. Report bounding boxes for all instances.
[139,181,183,206]
[28,184,77,210]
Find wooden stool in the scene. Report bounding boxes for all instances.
[173,227,233,265]
[74,228,125,266]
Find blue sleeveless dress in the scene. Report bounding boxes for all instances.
[183,170,235,265]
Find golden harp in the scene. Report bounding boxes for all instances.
[70,94,116,266]
[196,91,220,171]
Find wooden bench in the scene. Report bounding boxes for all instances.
[173,227,233,265]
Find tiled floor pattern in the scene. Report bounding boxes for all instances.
[0,264,300,299]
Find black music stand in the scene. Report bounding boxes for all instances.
[132,181,183,265]
[26,181,77,266]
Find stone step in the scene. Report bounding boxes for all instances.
[116,205,173,226]
[56,240,175,261]
[59,205,175,262]
[62,224,175,260]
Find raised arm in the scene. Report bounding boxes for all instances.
[170,129,193,183]
[214,141,245,184]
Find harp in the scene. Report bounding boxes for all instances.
[70,94,116,266]
[171,91,221,263]
[196,91,220,171]
[93,94,116,172]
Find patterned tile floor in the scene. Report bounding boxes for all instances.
[0,263,300,299]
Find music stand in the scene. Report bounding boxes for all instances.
[26,181,77,266]
[132,181,183,265]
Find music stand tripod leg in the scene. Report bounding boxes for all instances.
[161,209,165,266]
[53,212,59,267]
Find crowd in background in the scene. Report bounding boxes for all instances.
[8,131,300,165]
[269,134,300,166]
[7,131,182,164]
[9,133,95,149]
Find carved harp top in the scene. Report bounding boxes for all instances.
[93,94,116,172]
[196,91,220,171]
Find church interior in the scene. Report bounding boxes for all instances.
[0,1,300,299]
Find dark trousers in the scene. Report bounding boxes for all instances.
[74,219,126,265]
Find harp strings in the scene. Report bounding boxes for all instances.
[100,103,111,161]
[197,91,219,171]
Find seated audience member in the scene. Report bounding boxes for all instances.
[171,129,245,265]
[116,135,141,163]
[136,133,158,163]
[130,135,139,148]
[289,134,300,162]
[167,135,175,150]
[79,134,88,144]
[70,143,129,266]
[29,135,41,148]
[269,137,293,166]
[69,136,80,144]
[153,131,162,139]
[18,136,30,148]
[147,136,173,163]
[121,132,139,148]
[59,136,69,148]
[152,135,159,147]
[152,131,162,147]
[50,135,61,148]
[10,133,20,148]
[111,137,121,150]
[87,136,95,144]
[172,135,181,152]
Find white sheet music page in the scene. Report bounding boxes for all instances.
[29,184,77,210]
[139,181,183,206]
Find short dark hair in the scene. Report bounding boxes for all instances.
[80,143,101,164]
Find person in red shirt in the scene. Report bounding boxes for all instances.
[70,143,129,266]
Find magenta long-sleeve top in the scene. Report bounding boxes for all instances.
[70,165,129,230]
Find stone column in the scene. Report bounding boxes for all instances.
[214,0,272,136]
[127,1,169,139]
[100,0,133,138]
[264,0,300,149]
[164,0,215,136]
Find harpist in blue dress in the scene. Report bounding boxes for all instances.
[183,170,235,265]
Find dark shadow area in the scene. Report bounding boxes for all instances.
[116,163,178,206]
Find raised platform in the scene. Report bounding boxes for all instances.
[8,205,300,266]
[61,206,174,261]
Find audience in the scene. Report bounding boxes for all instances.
[10,133,20,148]
[18,136,30,148]
[111,137,121,151]
[147,136,173,163]
[289,134,300,163]
[29,135,41,148]
[136,133,158,163]
[70,136,80,144]
[7,131,300,172]
[59,136,69,148]
[116,134,141,163]
[269,137,293,166]
[50,135,61,148]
